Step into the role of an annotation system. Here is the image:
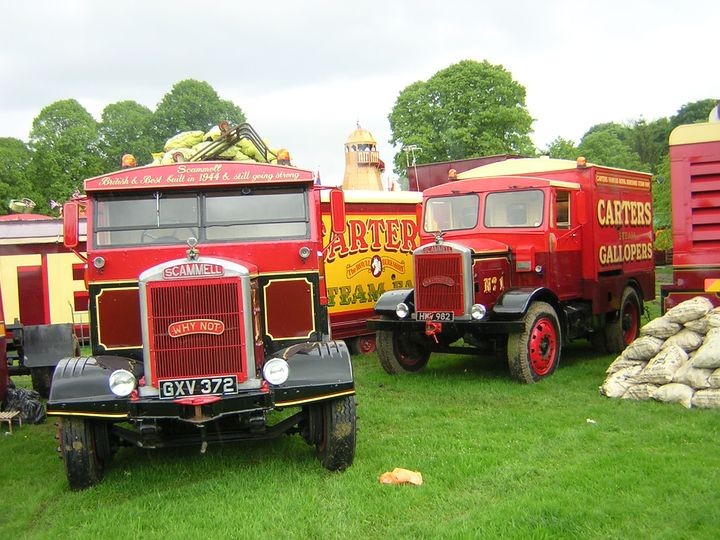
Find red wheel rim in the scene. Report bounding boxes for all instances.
[528,317,558,376]
[358,336,376,354]
[621,301,639,346]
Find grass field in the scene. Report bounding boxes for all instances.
[3,271,719,539]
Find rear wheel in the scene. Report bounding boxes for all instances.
[307,395,356,471]
[59,417,112,490]
[376,322,430,374]
[606,287,641,353]
[30,366,54,399]
[507,301,561,383]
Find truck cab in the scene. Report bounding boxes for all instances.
[369,157,654,383]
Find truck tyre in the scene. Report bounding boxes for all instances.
[507,301,561,383]
[313,395,356,471]
[30,366,54,399]
[59,417,109,490]
[376,321,430,374]
[605,287,641,353]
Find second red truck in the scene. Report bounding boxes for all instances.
[369,157,655,382]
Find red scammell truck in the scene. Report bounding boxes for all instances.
[661,118,720,310]
[47,125,356,489]
[369,157,655,382]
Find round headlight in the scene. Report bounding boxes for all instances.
[299,246,311,260]
[471,304,487,320]
[263,358,290,385]
[93,256,106,269]
[108,369,136,397]
[395,302,410,319]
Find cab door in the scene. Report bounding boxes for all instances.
[549,189,582,299]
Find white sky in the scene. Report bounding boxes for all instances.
[0,0,717,185]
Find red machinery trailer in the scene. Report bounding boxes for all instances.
[406,155,518,191]
[369,157,655,383]
[661,119,720,310]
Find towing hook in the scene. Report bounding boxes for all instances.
[425,321,443,343]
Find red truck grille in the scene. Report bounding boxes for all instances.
[146,278,246,384]
[414,251,465,313]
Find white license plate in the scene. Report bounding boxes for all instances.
[158,375,238,400]
[417,311,455,322]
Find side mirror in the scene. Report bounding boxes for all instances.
[63,202,80,248]
[329,188,346,235]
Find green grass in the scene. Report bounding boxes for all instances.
[2,336,720,539]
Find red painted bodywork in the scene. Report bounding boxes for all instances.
[420,162,656,314]
[663,123,720,310]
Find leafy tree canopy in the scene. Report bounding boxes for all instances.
[0,137,37,215]
[98,100,156,169]
[670,99,718,128]
[578,129,645,172]
[28,99,105,212]
[544,137,579,160]
[388,60,535,175]
[151,79,246,144]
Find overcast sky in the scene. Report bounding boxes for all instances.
[1,1,717,184]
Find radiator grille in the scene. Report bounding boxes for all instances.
[146,278,246,384]
[414,252,465,313]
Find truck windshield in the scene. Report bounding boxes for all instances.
[93,187,309,247]
[423,194,479,232]
[484,190,544,228]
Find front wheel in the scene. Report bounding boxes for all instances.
[507,301,561,383]
[605,287,641,353]
[307,395,357,471]
[376,324,431,375]
[59,417,111,490]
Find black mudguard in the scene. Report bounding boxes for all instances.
[493,287,556,317]
[373,288,414,316]
[272,340,354,406]
[47,356,138,416]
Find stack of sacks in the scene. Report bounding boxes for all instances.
[153,128,283,165]
[600,296,720,409]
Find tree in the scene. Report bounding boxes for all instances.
[28,99,104,212]
[578,129,645,172]
[388,60,535,175]
[670,99,718,128]
[628,118,670,174]
[98,100,156,169]
[544,137,578,160]
[151,79,246,144]
[652,155,672,229]
[0,137,38,215]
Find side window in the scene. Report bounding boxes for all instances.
[555,191,570,229]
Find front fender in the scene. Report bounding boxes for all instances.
[272,340,354,406]
[47,356,139,416]
[493,288,557,317]
[373,288,414,316]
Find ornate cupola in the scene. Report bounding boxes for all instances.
[342,123,384,190]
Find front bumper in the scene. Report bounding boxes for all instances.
[47,341,355,422]
[367,317,525,334]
